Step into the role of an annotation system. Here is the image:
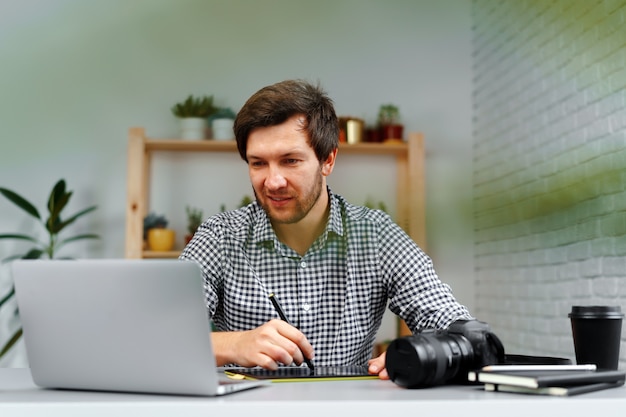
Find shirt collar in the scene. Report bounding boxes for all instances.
[253,187,345,248]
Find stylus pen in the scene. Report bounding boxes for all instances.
[268,293,315,371]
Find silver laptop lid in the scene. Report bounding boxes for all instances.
[12,259,260,396]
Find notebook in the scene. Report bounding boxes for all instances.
[484,380,625,396]
[12,258,269,396]
[470,367,626,389]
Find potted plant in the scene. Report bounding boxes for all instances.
[209,107,237,140]
[184,206,203,244]
[143,212,175,251]
[377,104,404,141]
[171,95,217,140]
[0,179,99,362]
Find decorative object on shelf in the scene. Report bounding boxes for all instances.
[143,212,175,251]
[184,206,204,244]
[365,125,382,143]
[338,117,364,144]
[209,107,236,141]
[377,104,404,141]
[0,179,99,361]
[143,212,167,239]
[171,95,217,140]
[147,228,175,252]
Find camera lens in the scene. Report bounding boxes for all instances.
[386,331,474,388]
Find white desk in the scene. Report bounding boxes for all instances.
[1,368,625,417]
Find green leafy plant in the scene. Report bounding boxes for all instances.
[377,104,400,126]
[185,206,203,235]
[171,94,217,118]
[0,179,99,360]
[143,212,168,240]
[209,107,236,121]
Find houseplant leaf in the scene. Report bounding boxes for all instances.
[52,206,98,234]
[55,233,99,251]
[47,180,71,233]
[0,287,21,359]
[0,286,14,308]
[0,188,40,219]
[0,233,40,244]
[0,328,23,359]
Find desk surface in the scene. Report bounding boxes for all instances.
[1,368,625,417]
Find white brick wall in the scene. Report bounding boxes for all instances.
[473,0,626,368]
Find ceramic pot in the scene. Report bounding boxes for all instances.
[179,118,208,140]
[380,124,404,141]
[211,118,234,140]
[147,228,176,251]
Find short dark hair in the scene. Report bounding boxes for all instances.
[234,79,339,162]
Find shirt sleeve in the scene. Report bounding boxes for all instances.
[377,215,473,331]
[178,222,223,318]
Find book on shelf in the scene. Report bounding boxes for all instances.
[468,367,625,389]
[484,380,625,397]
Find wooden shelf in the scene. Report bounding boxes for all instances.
[142,138,410,154]
[141,250,181,259]
[125,127,425,266]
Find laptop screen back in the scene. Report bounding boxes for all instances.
[12,259,226,396]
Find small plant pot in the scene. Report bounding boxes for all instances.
[380,124,404,141]
[180,117,208,140]
[147,228,176,251]
[211,118,234,140]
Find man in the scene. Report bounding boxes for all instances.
[180,79,472,379]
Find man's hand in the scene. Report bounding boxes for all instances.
[367,351,389,379]
[212,319,314,369]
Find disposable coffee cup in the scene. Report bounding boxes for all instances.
[569,305,624,370]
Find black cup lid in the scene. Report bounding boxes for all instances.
[568,305,624,319]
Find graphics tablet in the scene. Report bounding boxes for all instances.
[224,365,379,382]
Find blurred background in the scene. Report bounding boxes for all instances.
[2,0,625,369]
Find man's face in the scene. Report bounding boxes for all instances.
[246,115,333,225]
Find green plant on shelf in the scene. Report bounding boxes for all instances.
[185,206,204,235]
[143,212,168,240]
[171,95,217,118]
[377,104,400,126]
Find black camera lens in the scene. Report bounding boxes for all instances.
[386,330,474,388]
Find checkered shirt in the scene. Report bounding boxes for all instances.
[179,189,472,366]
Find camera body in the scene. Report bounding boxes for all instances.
[385,319,505,388]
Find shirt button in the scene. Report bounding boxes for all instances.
[300,261,307,268]
[303,302,310,311]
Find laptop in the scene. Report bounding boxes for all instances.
[11,258,268,396]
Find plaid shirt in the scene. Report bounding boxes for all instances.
[180,189,471,366]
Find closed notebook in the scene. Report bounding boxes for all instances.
[484,380,625,396]
[473,368,626,389]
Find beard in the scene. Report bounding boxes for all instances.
[255,170,324,225]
